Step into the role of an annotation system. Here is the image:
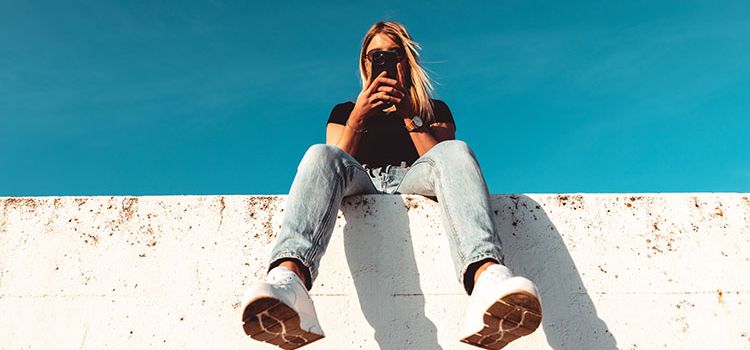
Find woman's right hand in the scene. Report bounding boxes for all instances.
[350,71,405,125]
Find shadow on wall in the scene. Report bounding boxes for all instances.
[341,195,443,350]
[499,195,619,350]
[340,194,618,350]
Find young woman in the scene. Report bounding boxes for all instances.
[240,21,542,349]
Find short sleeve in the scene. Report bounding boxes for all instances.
[431,99,456,131]
[327,102,355,126]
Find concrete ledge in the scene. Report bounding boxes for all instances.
[1,194,749,349]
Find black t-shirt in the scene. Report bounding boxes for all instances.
[326,99,456,168]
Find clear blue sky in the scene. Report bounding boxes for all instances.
[2,1,748,196]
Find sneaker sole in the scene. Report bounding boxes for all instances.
[460,291,542,350]
[242,297,324,349]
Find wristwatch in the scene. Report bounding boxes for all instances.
[404,115,424,132]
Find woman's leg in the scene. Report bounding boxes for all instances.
[393,140,503,295]
[267,143,379,290]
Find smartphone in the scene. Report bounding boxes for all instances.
[369,49,399,83]
[368,50,399,111]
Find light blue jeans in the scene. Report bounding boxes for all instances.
[267,140,504,295]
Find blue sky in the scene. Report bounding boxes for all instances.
[1,1,748,196]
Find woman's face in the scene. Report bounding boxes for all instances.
[365,33,409,87]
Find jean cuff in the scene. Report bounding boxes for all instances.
[461,253,504,295]
[268,251,314,291]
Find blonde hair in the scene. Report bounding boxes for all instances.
[359,21,435,124]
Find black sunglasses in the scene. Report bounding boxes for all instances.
[364,48,406,62]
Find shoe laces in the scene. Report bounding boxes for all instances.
[267,269,299,287]
[478,265,513,286]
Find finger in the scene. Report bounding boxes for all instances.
[363,72,383,95]
[370,98,388,109]
[377,76,398,87]
[370,75,398,90]
[377,85,405,98]
[365,71,388,94]
[372,92,390,103]
[395,83,407,97]
[393,77,406,92]
[369,92,388,104]
[371,92,400,105]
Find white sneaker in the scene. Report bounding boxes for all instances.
[460,264,542,349]
[241,266,325,349]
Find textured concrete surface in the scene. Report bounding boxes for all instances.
[0,194,748,349]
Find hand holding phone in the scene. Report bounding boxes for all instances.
[352,71,405,122]
[368,49,400,111]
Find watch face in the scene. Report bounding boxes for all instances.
[412,116,423,127]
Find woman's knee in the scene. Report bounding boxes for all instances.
[298,143,346,170]
[433,139,477,163]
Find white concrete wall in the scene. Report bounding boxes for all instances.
[0,194,748,349]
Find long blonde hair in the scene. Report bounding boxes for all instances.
[359,21,435,124]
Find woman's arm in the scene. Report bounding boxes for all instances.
[326,72,403,156]
[325,109,367,156]
[430,122,457,142]
[405,120,456,157]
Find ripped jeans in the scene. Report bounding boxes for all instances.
[267,140,504,295]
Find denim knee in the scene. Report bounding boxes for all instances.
[298,143,346,171]
[430,140,478,165]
